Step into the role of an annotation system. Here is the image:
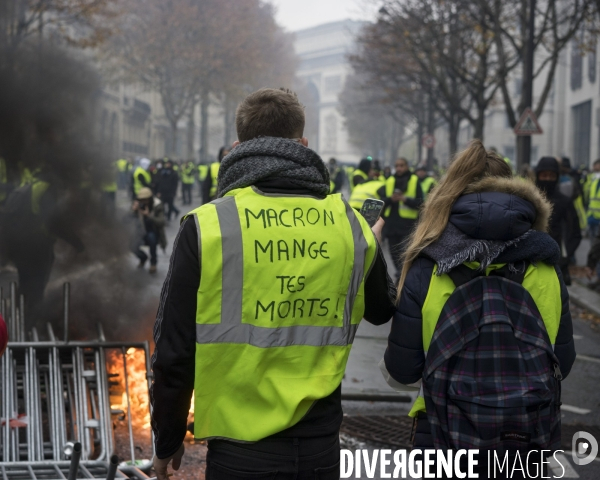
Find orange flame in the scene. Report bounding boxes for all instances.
[107,348,151,430]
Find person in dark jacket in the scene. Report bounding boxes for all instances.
[382,157,423,280]
[130,187,166,274]
[352,157,372,187]
[156,160,180,221]
[382,141,575,478]
[328,157,345,193]
[536,156,582,285]
[151,88,396,480]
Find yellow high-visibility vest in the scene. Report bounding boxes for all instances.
[407,262,561,418]
[383,174,419,219]
[186,186,378,441]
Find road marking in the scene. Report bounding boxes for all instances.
[576,354,600,364]
[549,453,580,478]
[562,404,592,415]
[573,334,584,340]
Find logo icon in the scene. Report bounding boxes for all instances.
[572,431,598,466]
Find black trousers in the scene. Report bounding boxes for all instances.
[182,183,193,205]
[206,434,340,480]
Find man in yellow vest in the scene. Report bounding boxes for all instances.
[132,158,152,199]
[414,166,437,199]
[202,146,230,203]
[352,157,371,188]
[180,160,196,205]
[151,88,395,479]
[197,162,209,199]
[383,157,423,280]
[348,162,387,210]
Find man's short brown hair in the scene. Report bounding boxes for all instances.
[235,88,305,142]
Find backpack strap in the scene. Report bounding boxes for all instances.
[446,260,530,288]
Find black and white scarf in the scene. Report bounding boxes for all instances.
[217,137,330,198]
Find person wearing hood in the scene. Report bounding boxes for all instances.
[381,157,423,280]
[348,160,387,211]
[382,141,575,477]
[536,156,581,284]
[130,187,166,274]
[352,157,372,187]
[132,158,152,199]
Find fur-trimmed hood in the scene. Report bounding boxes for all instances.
[451,176,551,240]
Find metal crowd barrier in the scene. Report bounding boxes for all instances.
[0,282,155,479]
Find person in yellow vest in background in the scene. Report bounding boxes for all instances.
[559,158,587,262]
[343,164,355,191]
[131,158,152,200]
[586,159,600,237]
[2,170,84,312]
[181,160,196,206]
[197,162,208,200]
[116,158,129,190]
[382,157,423,280]
[327,157,345,194]
[101,161,118,213]
[414,166,437,199]
[202,146,230,203]
[352,157,371,188]
[348,160,387,210]
[151,87,395,480]
[382,142,574,474]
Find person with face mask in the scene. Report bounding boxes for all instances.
[535,157,581,285]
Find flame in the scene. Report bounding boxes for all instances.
[107,348,151,430]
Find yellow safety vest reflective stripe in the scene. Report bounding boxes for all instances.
[182,164,196,184]
[209,162,220,198]
[186,186,378,441]
[348,180,385,210]
[198,165,209,182]
[383,174,419,219]
[408,262,562,418]
[588,178,600,220]
[420,177,437,199]
[133,167,152,195]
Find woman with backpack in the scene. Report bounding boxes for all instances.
[382,140,576,478]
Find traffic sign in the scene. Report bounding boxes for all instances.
[421,134,436,149]
[514,108,543,135]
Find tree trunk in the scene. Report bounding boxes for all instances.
[223,95,234,147]
[169,120,178,156]
[199,88,209,162]
[186,103,196,160]
[473,108,485,141]
[448,114,460,161]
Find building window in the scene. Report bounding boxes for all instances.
[571,41,583,91]
[324,114,337,152]
[324,75,342,95]
[572,100,592,167]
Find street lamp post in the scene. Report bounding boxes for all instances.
[518,0,537,168]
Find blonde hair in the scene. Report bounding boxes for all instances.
[397,140,512,297]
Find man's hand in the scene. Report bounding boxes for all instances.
[391,192,404,203]
[132,201,139,212]
[153,444,184,480]
[371,217,385,243]
[585,266,595,280]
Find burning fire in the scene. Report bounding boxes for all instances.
[107,348,151,430]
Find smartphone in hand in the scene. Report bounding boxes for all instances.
[359,198,385,227]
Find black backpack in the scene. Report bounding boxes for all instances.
[422,263,563,453]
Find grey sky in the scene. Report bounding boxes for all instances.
[268,0,377,32]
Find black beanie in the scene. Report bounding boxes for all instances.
[535,156,560,175]
[358,158,372,175]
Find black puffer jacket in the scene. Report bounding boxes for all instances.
[384,177,576,387]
